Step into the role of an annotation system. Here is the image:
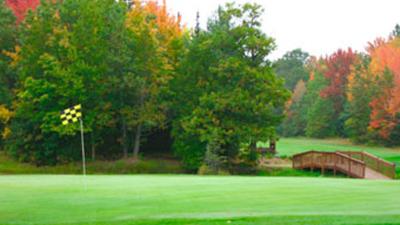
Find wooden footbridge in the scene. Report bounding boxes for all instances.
[292,151,396,179]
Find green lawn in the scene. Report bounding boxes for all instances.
[276,137,400,165]
[1,175,400,225]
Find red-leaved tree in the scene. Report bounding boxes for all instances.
[6,0,40,23]
[320,48,357,113]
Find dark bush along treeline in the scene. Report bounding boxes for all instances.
[0,0,289,173]
[277,27,400,146]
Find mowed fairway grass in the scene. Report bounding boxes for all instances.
[1,175,400,225]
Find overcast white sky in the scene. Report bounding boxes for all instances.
[165,0,400,59]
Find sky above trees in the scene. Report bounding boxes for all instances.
[167,0,400,59]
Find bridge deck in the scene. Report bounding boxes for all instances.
[365,168,391,180]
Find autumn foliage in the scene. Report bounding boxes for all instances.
[282,32,400,145]
[143,0,182,39]
[319,49,357,134]
[5,0,40,23]
[321,49,356,108]
[367,37,400,139]
[322,49,356,97]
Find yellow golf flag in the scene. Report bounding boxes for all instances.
[60,104,82,125]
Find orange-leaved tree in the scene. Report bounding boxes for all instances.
[125,0,184,158]
[345,54,375,142]
[367,37,400,141]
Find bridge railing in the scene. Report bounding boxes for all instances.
[338,151,396,179]
[293,150,366,178]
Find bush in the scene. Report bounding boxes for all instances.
[0,152,185,174]
[197,164,230,175]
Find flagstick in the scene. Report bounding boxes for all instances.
[79,118,87,190]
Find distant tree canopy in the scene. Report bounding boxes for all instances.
[0,0,288,172]
[280,24,400,146]
[274,49,309,91]
[392,24,400,37]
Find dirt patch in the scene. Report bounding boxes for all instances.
[258,157,292,168]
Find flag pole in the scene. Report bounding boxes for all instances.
[61,104,86,190]
[79,118,87,177]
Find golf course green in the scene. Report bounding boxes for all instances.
[1,175,400,225]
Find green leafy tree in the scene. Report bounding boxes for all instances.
[306,96,336,138]
[0,0,16,146]
[344,55,375,143]
[0,0,17,105]
[125,0,184,159]
[172,3,290,171]
[8,0,129,164]
[303,61,336,138]
[281,79,307,136]
[274,49,309,91]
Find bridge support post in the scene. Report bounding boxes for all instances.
[348,159,351,178]
[377,159,381,172]
[333,154,337,176]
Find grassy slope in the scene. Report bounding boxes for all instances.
[1,175,400,225]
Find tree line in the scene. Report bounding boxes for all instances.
[0,0,289,173]
[278,27,400,146]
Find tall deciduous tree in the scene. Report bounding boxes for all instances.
[172,3,289,171]
[320,49,357,136]
[367,37,400,144]
[281,79,307,136]
[304,60,336,138]
[0,0,16,146]
[344,54,375,143]
[125,0,183,159]
[0,0,16,103]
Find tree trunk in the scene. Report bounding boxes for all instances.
[269,138,276,155]
[122,118,128,158]
[250,141,257,152]
[133,123,142,159]
[91,131,96,160]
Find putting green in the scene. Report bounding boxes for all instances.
[1,175,399,225]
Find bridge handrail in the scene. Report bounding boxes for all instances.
[293,150,366,178]
[337,151,396,178]
[293,150,365,164]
